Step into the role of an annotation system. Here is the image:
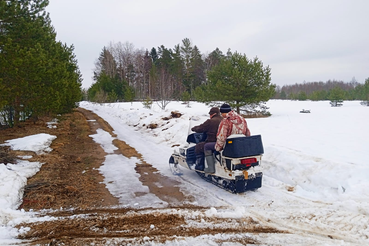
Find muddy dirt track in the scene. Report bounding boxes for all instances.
[0,109,283,245]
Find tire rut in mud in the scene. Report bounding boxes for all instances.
[15,109,119,210]
[78,108,194,205]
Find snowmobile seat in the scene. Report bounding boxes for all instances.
[222,134,264,158]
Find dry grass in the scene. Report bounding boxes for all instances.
[0,110,118,211]
[0,146,17,164]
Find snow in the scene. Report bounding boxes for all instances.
[1,100,369,245]
[0,134,57,245]
[2,133,56,155]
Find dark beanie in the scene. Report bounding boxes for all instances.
[208,107,220,115]
[220,103,232,113]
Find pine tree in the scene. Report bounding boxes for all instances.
[171,45,185,98]
[0,0,82,126]
[180,38,194,94]
[204,48,224,76]
[203,52,275,114]
[329,86,345,107]
[191,46,205,95]
[361,78,369,106]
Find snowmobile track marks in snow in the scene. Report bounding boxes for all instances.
[78,108,194,205]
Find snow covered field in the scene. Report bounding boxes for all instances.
[1,100,368,245]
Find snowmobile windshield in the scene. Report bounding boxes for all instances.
[186,132,206,144]
[187,116,207,144]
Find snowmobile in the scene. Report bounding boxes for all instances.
[169,131,264,193]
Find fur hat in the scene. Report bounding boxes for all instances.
[208,107,220,115]
[219,103,232,113]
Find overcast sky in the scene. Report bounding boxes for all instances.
[46,0,369,89]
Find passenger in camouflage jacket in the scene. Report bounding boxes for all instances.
[214,104,251,151]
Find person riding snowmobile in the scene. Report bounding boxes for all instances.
[202,103,251,173]
[215,103,251,151]
[191,107,222,170]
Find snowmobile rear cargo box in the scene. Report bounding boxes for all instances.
[222,135,264,158]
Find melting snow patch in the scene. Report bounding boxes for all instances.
[1,133,56,154]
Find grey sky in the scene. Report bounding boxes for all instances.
[46,0,369,89]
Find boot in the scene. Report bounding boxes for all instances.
[204,150,215,173]
[195,154,204,171]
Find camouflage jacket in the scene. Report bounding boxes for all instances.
[215,111,251,151]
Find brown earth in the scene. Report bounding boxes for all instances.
[0,108,284,245]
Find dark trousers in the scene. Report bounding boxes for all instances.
[204,142,216,152]
[195,141,206,155]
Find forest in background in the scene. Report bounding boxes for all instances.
[87,39,369,107]
[274,78,369,101]
[87,39,276,114]
[88,39,225,102]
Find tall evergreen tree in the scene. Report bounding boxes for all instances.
[94,47,117,79]
[150,47,158,64]
[143,50,152,98]
[180,38,194,94]
[0,0,82,126]
[191,45,205,94]
[156,45,174,99]
[171,45,185,99]
[204,48,224,77]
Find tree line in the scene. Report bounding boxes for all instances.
[0,0,82,127]
[274,78,369,103]
[87,39,275,114]
[88,38,369,110]
[88,39,220,102]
